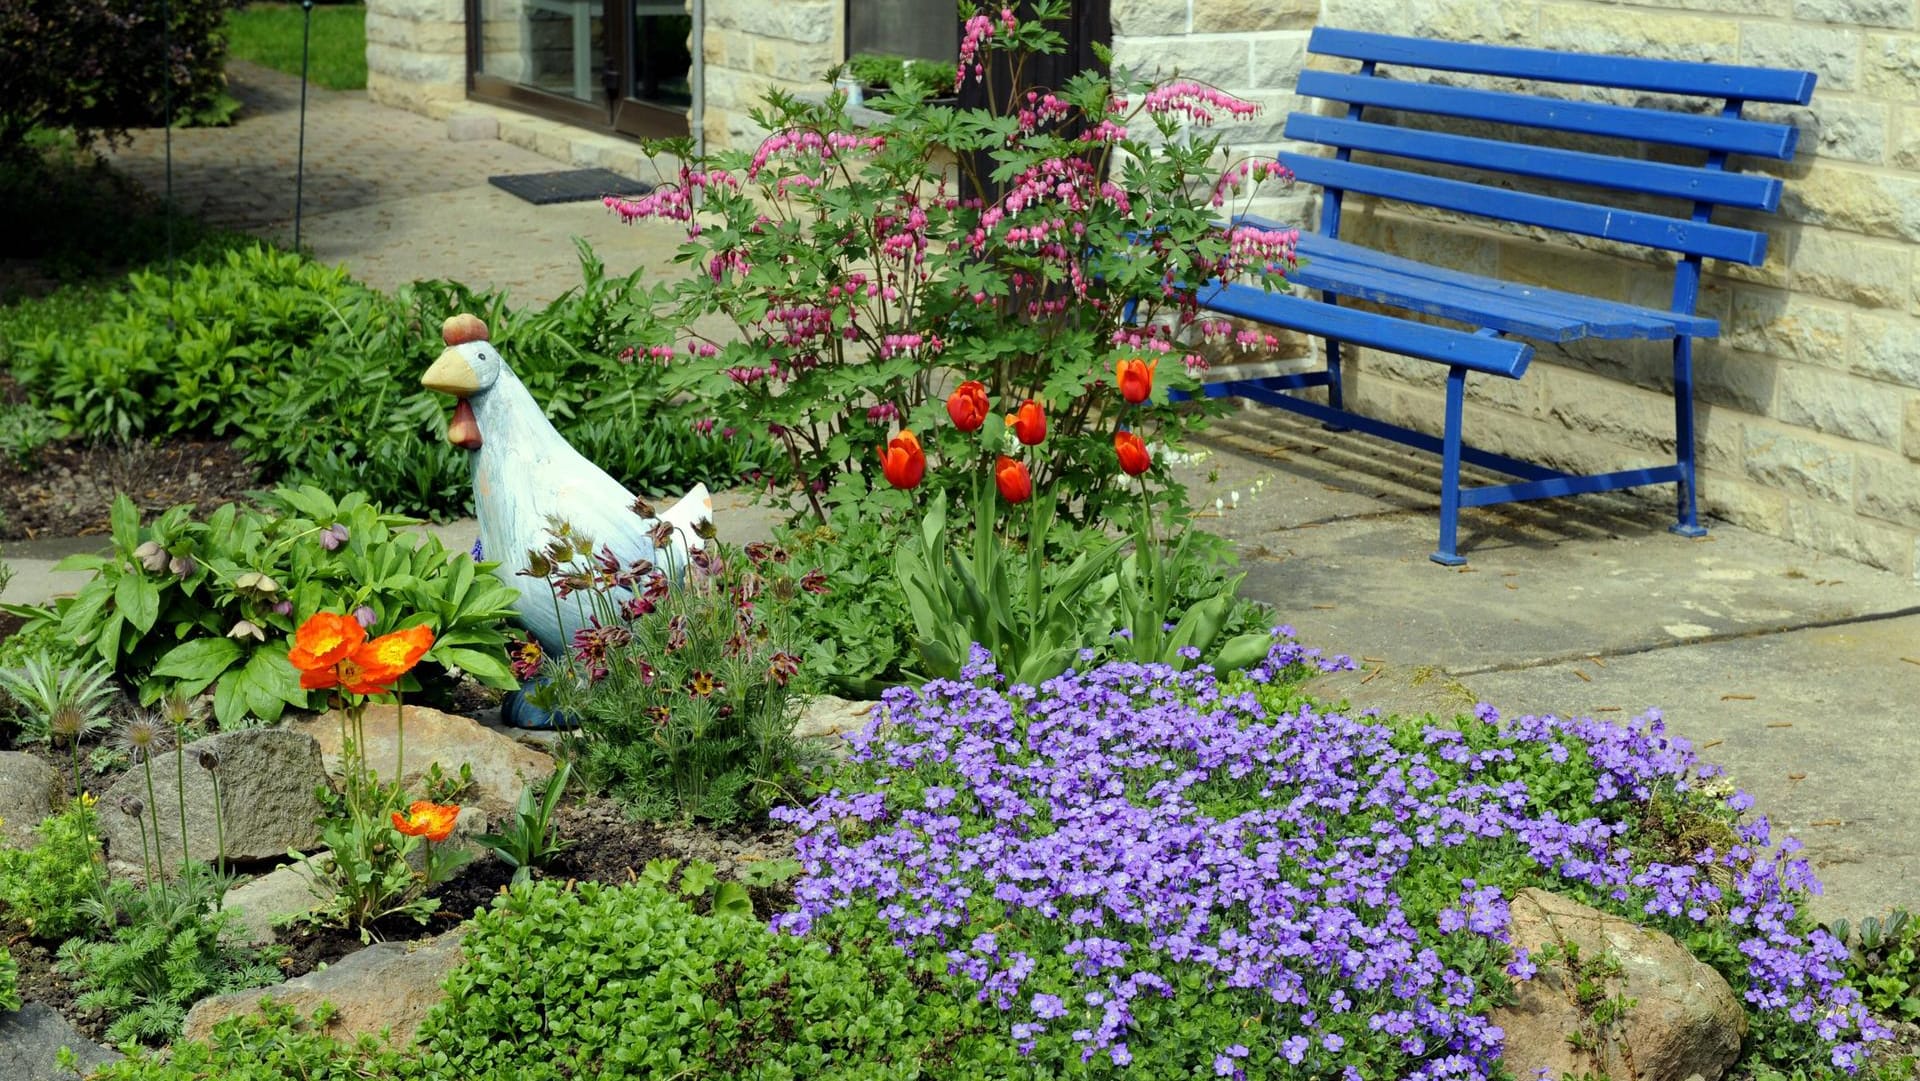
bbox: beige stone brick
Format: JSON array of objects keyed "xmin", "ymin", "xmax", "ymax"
[
  {"xmin": 1795, "ymin": 0, "xmax": 1915, "ymax": 29},
  {"xmin": 1700, "ymin": 473, "xmax": 1791, "ymax": 535},
  {"xmin": 1849, "ymin": 314, "xmax": 1920, "ymax": 388},
  {"xmin": 1749, "ymin": 98, "xmax": 1887, "ymax": 167},
  {"xmin": 1117, "ymin": 35, "xmax": 1254, "ymax": 87},
  {"xmin": 1542, "ymin": 369, "xmax": 1679, "ymax": 456},
  {"xmin": 1741, "ymin": 22, "xmax": 1861, "ymax": 92},
  {"xmin": 1857, "ymin": 452, "xmax": 1920, "ymax": 526},
  {"xmin": 1694, "ymin": 343, "xmax": 1780, "ymax": 415},
  {"xmin": 1787, "ymin": 498, "xmax": 1914, "ymax": 574},
  {"xmin": 1708, "ymin": 221, "xmax": 1791, "ymax": 288},
  {"xmin": 751, "ymin": 40, "xmax": 834, "ymax": 85},
  {"xmin": 1538, "ymin": 3, "xmax": 1740, "ymax": 62},
  {"xmin": 1905, "ymin": 398, "xmax": 1920, "ymax": 460},
  {"xmin": 1891, "ymin": 106, "xmax": 1920, "ymax": 170},
  {"xmin": 1863, "ymin": 33, "xmax": 1920, "ymax": 98},
  {"xmin": 1112, "ymin": 0, "xmax": 1188, "ymax": 36},
  {"xmin": 1743, "ymin": 422, "xmax": 1856, "ymax": 501},
  {"xmin": 1779, "ymin": 160, "xmax": 1920, "ymax": 242},
  {"xmin": 1728, "ymin": 289, "xmax": 1851, "ymax": 363},
  {"xmin": 1649, "ymin": 0, "xmax": 1790, "ymax": 13},
  {"xmin": 706, "ymin": 1, "xmax": 834, "ymax": 45},
  {"xmin": 1775, "ymin": 363, "xmax": 1907, "ymax": 446},
  {"xmin": 1195, "ymin": 0, "xmax": 1319, "ymax": 33},
  {"xmin": 1499, "ymin": 239, "xmax": 1629, "ymax": 299},
  {"xmin": 1322, "ymin": 0, "xmax": 1535, "ymax": 43},
  {"xmin": 1789, "ymin": 231, "xmax": 1911, "ymax": 308},
  {"xmin": 1251, "ymin": 34, "xmax": 1310, "ymax": 89}
]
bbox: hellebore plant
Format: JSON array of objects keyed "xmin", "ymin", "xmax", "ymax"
[
  {"xmin": 604, "ymin": 0, "xmax": 1298, "ymax": 526},
  {"xmin": 287, "ymin": 612, "xmax": 464, "ymax": 940}
]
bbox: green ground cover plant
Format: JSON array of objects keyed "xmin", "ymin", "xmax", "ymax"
[
  {"xmin": 0, "ymin": 796, "xmax": 107, "ymax": 940},
  {"xmin": 225, "ymin": 2, "xmax": 369, "ymax": 91}
]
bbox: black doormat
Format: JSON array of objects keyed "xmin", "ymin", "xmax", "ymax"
[{"xmin": 487, "ymin": 168, "xmax": 654, "ymax": 205}]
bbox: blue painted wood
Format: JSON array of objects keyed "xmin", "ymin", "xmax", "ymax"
[
  {"xmin": 1286, "ymin": 157, "xmax": 1770, "ymax": 264},
  {"xmin": 1296, "ymin": 71, "xmax": 1800, "ymax": 159},
  {"xmin": 1194, "ymin": 280, "xmax": 1535, "ymax": 377},
  {"xmin": 1285, "ymin": 233, "xmax": 1721, "ymax": 338},
  {"xmin": 1310, "ymin": 28, "xmax": 1817, "ymax": 104},
  {"xmin": 1285, "ymin": 114, "xmax": 1783, "ymax": 211}
]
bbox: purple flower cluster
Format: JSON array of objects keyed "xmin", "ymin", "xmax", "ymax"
[{"xmin": 772, "ymin": 633, "xmax": 1888, "ymax": 1076}]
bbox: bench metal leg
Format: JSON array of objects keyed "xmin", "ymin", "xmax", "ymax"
[
  {"xmin": 1669, "ymin": 335, "xmax": 1707, "ymax": 538},
  {"xmin": 1320, "ymin": 291, "xmax": 1351, "ymax": 432},
  {"xmin": 1432, "ymin": 365, "xmax": 1469, "ymax": 566}
]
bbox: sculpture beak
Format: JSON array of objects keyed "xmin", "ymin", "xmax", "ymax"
[{"xmin": 422, "ymin": 347, "xmax": 480, "ymax": 396}]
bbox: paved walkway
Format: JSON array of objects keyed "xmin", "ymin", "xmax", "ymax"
[{"xmin": 29, "ymin": 63, "xmax": 1920, "ymax": 922}]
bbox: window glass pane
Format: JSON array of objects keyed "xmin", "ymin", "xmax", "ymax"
[
  {"xmin": 477, "ymin": 0, "xmax": 607, "ymax": 103},
  {"xmin": 631, "ymin": 4, "xmax": 692, "ymax": 109},
  {"xmin": 847, "ymin": 0, "xmax": 956, "ymax": 62}
]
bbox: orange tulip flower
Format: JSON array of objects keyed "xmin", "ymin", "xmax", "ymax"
[
  {"xmin": 994, "ymin": 455, "xmax": 1033, "ymax": 504},
  {"xmin": 1114, "ymin": 430, "xmax": 1151, "ymax": 476},
  {"xmin": 947, "ymin": 380, "xmax": 990, "ymax": 433},
  {"xmin": 1116, "ymin": 357, "xmax": 1157, "ymax": 405},
  {"xmin": 1007, "ymin": 400, "xmax": 1047, "ymax": 445},
  {"xmin": 392, "ymin": 800, "xmax": 461, "ymax": 843},
  {"xmin": 878, "ymin": 430, "xmax": 927, "ymax": 490}
]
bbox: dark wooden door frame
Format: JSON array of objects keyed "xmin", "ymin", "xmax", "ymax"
[{"xmin": 463, "ymin": 0, "xmax": 690, "ymax": 139}]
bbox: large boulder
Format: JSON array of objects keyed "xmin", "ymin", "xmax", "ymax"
[
  {"xmin": 0, "ymin": 753, "xmax": 59, "ymax": 849},
  {"xmin": 222, "ymin": 858, "xmax": 331, "ymax": 946},
  {"xmin": 0, "ymin": 1003, "xmax": 121, "ymax": 1080},
  {"xmin": 1494, "ymin": 888, "xmax": 1747, "ymax": 1081},
  {"xmin": 290, "ymin": 705, "xmax": 554, "ymax": 819},
  {"xmin": 183, "ymin": 927, "xmax": 468, "ymax": 1046},
  {"xmin": 98, "ymin": 729, "xmax": 330, "ymax": 875}
]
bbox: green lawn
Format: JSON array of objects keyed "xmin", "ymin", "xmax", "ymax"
[{"xmin": 224, "ymin": 2, "xmax": 368, "ymax": 91}]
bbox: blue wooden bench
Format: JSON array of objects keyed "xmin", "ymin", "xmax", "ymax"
[{"xmin": 1182, "ymin": 28, "xmax": 1816, "ymax": 564}]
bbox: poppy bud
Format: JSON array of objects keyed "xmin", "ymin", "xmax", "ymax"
[
  {"xmin": 120, "ymin": 796, "xmax": 144, "ymax": 819},
  {"xmin": 994, "ymin": 456, "xmax": 1033, "ymax": 504},
  {"xmin": 946, "ymin": 380, "xmax": 990, "ymax": 433}
]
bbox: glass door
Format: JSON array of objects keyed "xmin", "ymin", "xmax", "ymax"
[{"xmin": 468, "ymin": 0, "xmax": 690, "ymax": 137}]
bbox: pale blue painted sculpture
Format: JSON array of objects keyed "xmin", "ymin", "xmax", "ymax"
[{"xmin": 421, "ymin": 314, "xmax": 712, "ymax": 722}]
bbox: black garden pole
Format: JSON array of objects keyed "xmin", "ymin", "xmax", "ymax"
[{"xmin": 294, "ymin": 0, "xmax": 315, "ymax": 250}]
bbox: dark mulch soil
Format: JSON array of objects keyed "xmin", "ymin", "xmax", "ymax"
[
  {"xmin": 8, "ymin": 937, "xmax": 80, "ymax": 1024},
  {"xmin": 0, "ymin": 437, "xmax": 264, "ymax": 542}
]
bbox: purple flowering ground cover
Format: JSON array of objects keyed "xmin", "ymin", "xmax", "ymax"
[{"xmin": 773, "ymin": 632, "xmax": 1895, "ymax": 1080}]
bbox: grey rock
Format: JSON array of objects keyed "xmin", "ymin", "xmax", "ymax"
[
  {"xmin": 99, "ymin": 729, "xmax": 329, "ymax": 875},
  {"xmin": 0, "ymin": 753, "xmax": 59, "ymax": 849},
  {"xmin": 792, "ymin": 695, "xmax": 881, "ymax": 741},
  {"xmin": 223, "ymin": 858, "xmax": 330, "ymax": 946},
  {"xmin": 289, "ymin": 705, "xmax": 553, "ymax": 820},
  {"xmin": 0, "ymin": 1003, "xmax": 121, "ymax": 1081},
  {"xmin": 1494, "ymin": 888, "xmax": 1747, "ymax": 1081},
  {"xmin": 184, "ymin": 927, "xmax": 469, "ymax": 1046}
]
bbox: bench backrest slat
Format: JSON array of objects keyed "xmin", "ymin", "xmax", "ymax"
[
  {"xmin": 1286, "ymin": 114, "xmax": 1783, "ymax": 211},
  {"xmin": 1288, "ymin": 157, "xmax": 1769, "ymax": 264},
  {"xmin": 1310, "ymin": 27, "xmax": 1817, "ymax": 105},
  {"xmin": 1297, "ymin": 70, "xmax": 1801, "ymax": 159}
]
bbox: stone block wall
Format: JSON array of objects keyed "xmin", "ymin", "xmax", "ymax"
[
  {"xmin": 701, "ymin": 0, "xmax": 841, "ymax": 150},
  {"xmin": 1122, "ymin": 0, "xmax": 1920, "ymax": 578},
  {"xmin": 366, "ymin": 0, "xmax": 469, "ymax": 113}
]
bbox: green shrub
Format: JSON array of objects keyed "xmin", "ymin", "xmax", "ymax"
[
  {"xmin": 0, "ymin": 943, "xmax": 18, "ymax": 1013},
  {"xmin": 411, "ymin": 877, "xmax": 1027, "ymax": 1081},
  {"xmin": 8, "ymin": 488, "xmax": 521, "ymax": 729},
  {"xmin": 0, "ymin": 0, "xmax": 243, "ymax": 161},
  {"xmin": 91, "ymin": 1002, "xmax": 409, "ymax": 1081},
  {"xmin": 0, "ymin": 796, "xmax": 106, "ymax": 940}
]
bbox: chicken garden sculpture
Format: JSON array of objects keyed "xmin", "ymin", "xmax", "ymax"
[{"xmin": 421, "ymin": 313, "xmax": 713, "ymax": 725}]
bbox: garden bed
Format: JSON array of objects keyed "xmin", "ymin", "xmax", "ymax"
[{"xmin": 0, "ymin": 437, "xmax": 261, "ymax": 542}]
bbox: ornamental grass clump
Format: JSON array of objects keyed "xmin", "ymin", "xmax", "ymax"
[{"xmin": 774, "ymin": 639, "xmax": 1888, "ymax": 1079}]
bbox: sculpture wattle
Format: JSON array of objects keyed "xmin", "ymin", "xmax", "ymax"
[{"xmin": 448, "ymin": 400, "xmax": 482, "ymax": 449}]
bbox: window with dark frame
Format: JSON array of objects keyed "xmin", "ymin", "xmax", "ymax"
[{"xmin": 846, "ymin": 0, "xmax": 960, "ymax": 63}]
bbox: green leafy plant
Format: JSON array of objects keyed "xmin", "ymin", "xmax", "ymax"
[
  {"xmin": 0, "ymin": 401, "xmax": 58, "ymax": 468},
  {"xmin": 0, "ymin": 649, "xmax": 117, "ymax": 747},
  {"xmin": 846, "ymin": 52, "xmax": 957, "ymax": 98},
  {"xmin": 0, "ymin": 795, "xmax": 106, "ymax": 939},
  {"xmin": 475, "ymin": 761, "xmax": 573, "ymax": 885},
  {"xmin": 535, "ymin": 533, "xmax": 821, "ymax": 824},
  {"xmin": 1827, "ymin": 910, "xmax": 1920, "ymax": 1023},
  {"xmin": 58, "ymin": 861, "xmax": 282, "ymax": 1046},
  {"xmin": 89, "ymin": 1002, "xmax": 411, "ymax": 1081},
  {"xmin": 762, "ymin": 509, "xmax": 915, "ymax": 697},
  {"xmin": 641, "ymin": 856, "xmax": 753, "ymax": 920},
  {"xmin": 0, "ymin": 943, "xmax": 19, "ymax": 1013},
  {"xmin": 5, "ymin": 488, "xmax": 521, "ymax": 729}
]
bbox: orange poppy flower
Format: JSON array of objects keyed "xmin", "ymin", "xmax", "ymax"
[
  {"xmin": 357, "ymin": 624, "xmax": 436, "ymax": 684},
  {"xmin": 947, "ymin": 380, "xmax": 990, "ymax": 432},
  {"xmin": 878, "ymin": 430, "xmax": 926, "ymax": 490},
  {"xmin": 994, "ymin": 455, "xmax": 1033, "ymax": 504},
  {"xmin": 392, "ymin": 800, "xmax": 460, "ymax": 843},
  {"xmin": 1116, "ymin": 357, "xmax": 1157, "ymax": 405},
  {"xmin": 1007, "ymin": 400, "xmax": 1047, "ymax": 445},
  {"xmin": 289, "ymin": 615, "xmax": 435, "ymax": 695},
  {"xmin": 290, "ymin": 612, "xmax": 365, "ymax": 673},
  {"xmin": 1114, "ymin": 430, "xmax": 1151, "ymax": 476}
]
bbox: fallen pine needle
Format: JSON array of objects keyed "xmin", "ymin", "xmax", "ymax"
[
  {"xmin": 1595, "ymin": 706, "xmax": 1622, "ymax": 712},
  {"xmin": 1810, "ymin": 819, "xmax": 1844, "ymax": 828},
  {"xmin": 1312, "ymin": 604, "xmax": 1336, "ymax": 610},
  {"xmin": 1700, "ymin": 739, "xmax": 1723, "ymax": 750},
  {"xmin": 1504, "ymin": 582, "xmax": 1517, "ymax": 590},
  {"xmin": 1573, "ymin": 670, "xmax": 1592, "ymax": 682},
  {"xmin": 1720, "ymin": 693, "xmax": 1756, "ymax": 701},
  {"xmin": 1766, "ymin": 722, "xmax": 1793, "ymax": 728},
  {"xmin": 1588, "ymin": 656, "xmax": 1606, "ymax": 667},
  {"xmin": 1362, "ymin": 656, "xmax": 1384, "ymax": 663},
  {"xmin": 1902, "ymin": 657, "xmax": 1920, "ymax": 667},
  {"xmin": 1359, "ymin": 667, "xmax": 1383, "ymax": 685},
  {"xmin": 1788, "ymin": 772, "xmax": 1807, "ymax": 781}
]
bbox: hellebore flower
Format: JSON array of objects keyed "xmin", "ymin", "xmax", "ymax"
[
  {"xmin": 879, "ymin": 430, "xmax": 927, "ymax": 490},
  {"xmin": 1114, "ymin": 430, "xmax": 1151, "ymax": 476},
  {"xmin": 133, "ymin": 541, "xmax": 170, "ymax": 574},
  {"xmin": 995, "ymin": 456, "xmax": 1033, "ymax": 504},
  {"xmin": 947, "ymin": 380, "xmax": 990, "ymax": 432},
  {"xmin": 1116, "ymin": 357, "xmax": 1157, "ymax": 404},
  {"xmin": 392, "ymin": 801, "xmax": 460, "ymax": 842},
  {"xmin": 353, "ymin": 605, "xmax": 378, "ymax": 629},
  {"xmin": 1007, "ymin": 400, "xmax": 1047, "ymax": 445},
  {"xmin": 227, "ymin": 619, "xmax": 267, "ymax": 643}
]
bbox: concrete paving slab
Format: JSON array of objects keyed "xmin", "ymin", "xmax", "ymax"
[{"xmin": 1463, "ymin": 614, "xmax": 1920, "ymax": 924}]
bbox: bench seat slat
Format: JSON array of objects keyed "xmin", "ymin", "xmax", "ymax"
[
  {"xmin": 1291, "ymin": 233, "xmax": 1721, "ymax": 339},
  {"xmin": 1194, "ymin": 280, "xmax": 1535, "ymax": 378},
  {"xmin": 1287, "ymin": 156, "xmax": 1769, "ymax": 264},
  {"xmin": 1310, "ymin": 28, "xmax": 1817, "ymax": 105},
  {"xmin": 1285, "ymin": 114, "xmax": 1783, "ymax": 211},
  {"xmin": 1297, "ymin": 70, "xmax": 1800, "ymax": 159}
]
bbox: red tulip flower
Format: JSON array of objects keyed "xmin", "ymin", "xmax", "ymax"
[
  {"xmin": 1116, "ymin": 357, "xmax": 1157, "ymax": 404},
  {"xmin": 878, "ymin": 430, "xmax": 926, "ymax": 489},
  {"xmin": 1114, "ymin": 430, "xmax": 1151, "ymax": 476},
  {"xmin": 1007, "ymin": 400, "xmax": 1047, "ymax": 445},
  {"xmin": 947, "ymin": 380, "xmax": 990, "ymax": 432},
  {"xmin": 994, "ymin": 456, "xmax": 1033, "ymax": 504}
]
